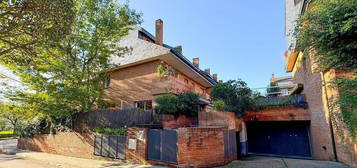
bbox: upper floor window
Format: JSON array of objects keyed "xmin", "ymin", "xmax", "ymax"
[
  {"xmin": 103, "ymin": 76, "xmax": 110, "ymax": 88},
  {"xmin": 134, "ymin": 100, "xmax": 152, "ymax": 110},
  {"xmin": 184, "ymin": 78, "xmax": 189, "ymax": 84}
]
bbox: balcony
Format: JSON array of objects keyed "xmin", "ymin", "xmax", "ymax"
[
  {"xmin": 255, "ymin": 94, "xmax": 307, "ymax": 108},
  {"xmin": 152, "ymin": 77, "xmax": 210, "ymax": 99}
]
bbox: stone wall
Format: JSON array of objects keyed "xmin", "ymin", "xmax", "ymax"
[
  {"xmin": 244, "ymin": 105, "xmax": 310, "ymax": 121},
  {"xmin": 161, "ymin": 114, "xmax": 197, "ymax": 129},
  {"xmin": 17, "ymin": 132, "xmax": 94, "ymax": 159}
]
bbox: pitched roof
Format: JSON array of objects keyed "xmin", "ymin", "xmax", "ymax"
[{"xmin": 109, "ymin": 26, "xmax": 217, "ymax": 86}]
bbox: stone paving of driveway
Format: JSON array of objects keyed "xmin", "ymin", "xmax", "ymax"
[{"xmin": 219, "ymin": 156, "xmax": 351, "ymax": 168}]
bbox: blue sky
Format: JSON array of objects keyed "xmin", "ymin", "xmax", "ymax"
[{"xmin": 127, "ymin": 0, "xmax": 290, "ymax": 89}]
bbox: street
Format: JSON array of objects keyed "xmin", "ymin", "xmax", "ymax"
[{"xmin": 0, "ymin": 154, "xmax": 59, "ymax": 168}]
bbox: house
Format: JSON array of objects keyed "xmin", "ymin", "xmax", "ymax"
[
  {"xmin": 284, "ymin": 0, "xmax": 356, "ymax": 167},
  {"xmin": 269, "ymin": 74, "xmax": 295, "ymax": 96},
  {"xmin": 102, "ymin": 19, "xmax": 217, "ymax": 111}
]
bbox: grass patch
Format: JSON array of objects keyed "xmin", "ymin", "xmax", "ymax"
[{"xmin": 0, "ymin": 130, "xmax": 16, "ymax": 140}]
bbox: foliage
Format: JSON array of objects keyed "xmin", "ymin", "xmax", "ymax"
[
  {"xmin": 157, "ymin": 63, "xmax": 175, "ymax": 78},
  {"xmin": 0, "ymin": 0, "xmax": 75, "ymax": 58},
  {"xmin": 210, "ymin": 79, "xmax": 255, "ymax": 116},
  {"xmin": 0, "ymin": 0, "xmax": 142, "ymax": 132},
  {"xmin": 334, "ymin": 77, "xmax": 357, "ymax": 137},
  {"xmin": 155, "ymin": 94, "xmax": 178, "ymax": 116},
  {"xmin": 266, "ymin": 82, "xmax": 279, "ymax": 97},
  {"xmin": 255, "ymin": 94, "xmax": 307, "ymax": 108},
  {"xmin": 155, "ymin": 92, "xmax": 200, "ymax": 117},
  {"xmin": 0, "ymin": 103, "xmax": 37, "ymax": 135},
  {"xmin": 296, "ymin": 0, "xmax": 357, "ymax": 71},
  {"xmin": 213, "ymin": 100, "xmax": 225, "ymax": 111},
  {"xmin": 177, "ymin": 92, "xmax": 200, "ymax": 117},
  {"xmin": 0, "ymin": 118, "xmax": 7, "ymax": 131},
  {"xmin": 97, "ymin": 100, "xmax": 119, "ymax": 109},
  {"xmin": 94, "ymin": 127, "xmax": 127, "ymax": 135}
]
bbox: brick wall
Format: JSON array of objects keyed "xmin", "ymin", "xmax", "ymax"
[
  {"xmin": 17, "ymin": 132, "xmax": 95, "ymax": 159},
  {"xmin": 199, "ymin": 111, "xmax": 242, "ymax": 131},
  {"xmin": 177, "ymin": 127, "xmax": 232, "ymax": 167},
  {"xmin": 292, "ymin": 56, "xmax": 336, "ymax": 161},
  {"xmin": 244, "ymin": 105, "xmax": 310, "ymax": 121},
  {"xmin": 161, "ymin": 114, "xmax": 196, "ymax": 129},
  {"xmin": 125, "ymin": 127, "xmax": 148, "ymax": 164},
  {"xmin": 323, "ymin": 69, "xmax": 357, "ymax": 167},
  {"xmin": 103, "ymin": 60, "xmax": 160, "ymax": 108}
]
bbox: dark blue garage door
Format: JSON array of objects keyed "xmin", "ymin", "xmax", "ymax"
[{"xmin": 247, "ymin": 121, "xmax": 311, "ymax": 158}]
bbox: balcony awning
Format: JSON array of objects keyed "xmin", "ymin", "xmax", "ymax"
[
  {"xmin": 198, "ymin": 97, "xmax": 211, "ymax": 105},
  {"xmin": 286, "ymin": 51, "xmax": 299, "ymax": 72}
]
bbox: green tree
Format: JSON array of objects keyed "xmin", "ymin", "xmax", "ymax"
[
  {"xmin": 0, "ymin": 0, "xmax": 141, "ymax": 130},
  {"xmin": 0, "ymin": 103, "xmax": 36, "ymax": 135},
  {"xmin": 155, "ymin": 92, "xmax": 200, "ymax": 118},
  {"xmin": 296, "ymin": 0, "xmax": 357, "ymax": 71},
  {"xmin": 0, "ymin": 0, "xmax": 75, "ymax": 58},
  {"xmin": 210, "ymin": 79, "xmax": 255, "ymax": 116}
]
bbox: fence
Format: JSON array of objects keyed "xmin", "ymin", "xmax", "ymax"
[
  {"xmin": 75, "ymin": 108, "xmax": 156, "ymax": 130},
  {"xmin": 255, "ymin": 94, "xmax": 307, "ymax": 107},
  {"xmin": 224, "ymin": 129, "xmax": 237, "ymax": 160},
  {"xmin": 94, "ymin": 134, "xmax": 126, "ymax": 159}
]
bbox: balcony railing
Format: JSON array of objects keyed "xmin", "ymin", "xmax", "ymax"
[
  {"xmin": 255, "ymin": 94, "xmax": 307, "ymax": 108},
  {"xmin": 152, "ymin": 77, "xmax": 210, "ymax": 99}
]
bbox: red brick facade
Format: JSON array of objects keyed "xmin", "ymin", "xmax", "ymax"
[
  {"xmin": 244, "ymin": 105, "xmax": 310, "ymax": 121},
  {"xmin": 17, "ymin": 132, "xmax": 95, "ymax": 159}
]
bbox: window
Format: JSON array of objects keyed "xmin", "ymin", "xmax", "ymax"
[
  {"xmin": 184, "ymin": 78, "xmax": 189, "ymax": 84},
  {"xmin": 200, "ymin": 87, "xmax": 205, "ymax": 94},
  {"xmin": 103, "ymin": 76, "xmax": 110, "ymax": 88},
  {"xmin": 134, "ymin": 100, "xmax": 152, "ymax": 110}
]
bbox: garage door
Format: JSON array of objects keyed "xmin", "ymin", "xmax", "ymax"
[{"xmin": 247, "ymin": 121, "xmax": 311, "ymax": 158}]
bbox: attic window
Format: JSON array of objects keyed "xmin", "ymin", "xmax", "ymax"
[{"xmin": 103, "ymin": 76, "xmax": 110, "ymax": 89}]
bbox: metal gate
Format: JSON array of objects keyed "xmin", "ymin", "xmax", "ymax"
[
  {"xmin": 224, "ymin": 129, "xmax": 238, "ymax": 160},
  {"xmin": 94, "ymin": 135, "xmax": 126, "ymax": 159},
  {"xmin": 148, "ymin": 129, "xmax": 178, "ymax": 163}
]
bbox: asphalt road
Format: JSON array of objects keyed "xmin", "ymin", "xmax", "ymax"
[{"xmin": 0, "ymin": 154, "xmax": 60, "ymax": 168}]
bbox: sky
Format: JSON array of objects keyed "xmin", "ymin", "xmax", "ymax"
[{"xmin": 127, "ymin": 0, "xmax": 291, "ymax": 89}]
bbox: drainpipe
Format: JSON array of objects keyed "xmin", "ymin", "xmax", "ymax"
[{"xmin": 321, "ymin": 72, "xmax": 338, "ymax": 161}]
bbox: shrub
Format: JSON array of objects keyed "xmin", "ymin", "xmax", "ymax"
[
  {"xmin": 213, "ymin": 100, "xmax": 225, "ymax": 111},
  {"xmin": 155, "ymin": 92, "xmax": 200, "ymax": 117},
  {"xmin": 94, "ymin": 127, "xmax": 127, "ymax": 136}
]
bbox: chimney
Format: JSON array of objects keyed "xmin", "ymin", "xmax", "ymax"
[
  {"xmin": 271, "ymin": 73, "xmax": 275, "ymax": 82},
  {"xmin": 193, "ymin": 57, "xmax": 199, "ymax": 68},
  {"xmin": 213, "ymin": 74, "xmax": 218, "ymax": 81},
  {"xmin": 174, "ymin": 45, "xmax": 182, "ymax": 55},
  {"xmin": 155, "ymin": 19, "xmax": 163, "ymax": 46},
  {"xmin": 204, "ymin": 68, "xmax": 210, "ymax": 75}
]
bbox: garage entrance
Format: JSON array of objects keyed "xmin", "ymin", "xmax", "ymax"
[{"xmin": 247, "ymin": 121, "xmax": 311, "ymax": 158}]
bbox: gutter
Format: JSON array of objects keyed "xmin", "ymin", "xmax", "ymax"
[
  {"xmin": 321, "ymin": 72, "xmax": 338, "ymax": 161},
  {"xmin": 170, "ymin": 49, "xmax": 217, "ymax": 86}
]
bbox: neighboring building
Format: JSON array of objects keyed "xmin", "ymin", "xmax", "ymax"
[
  {"xmin": 102, "ymin": 19, "xmax": 217, "ymax": 111},
  {"xmin": 269, "ymin": 74, "xmax": 295, "ymax": 96},
  {"xmin": 284, "ymin": 0, "xmax": 356, "ymax": 167}
]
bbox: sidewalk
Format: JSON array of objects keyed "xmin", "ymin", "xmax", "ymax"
[
  {"xmin": 0, "ymin": 139, "xmax": 164, "ymax": 168},
  {"xmin": 16, "ymin": 151, "xmax": 163, "ymax": 168}
]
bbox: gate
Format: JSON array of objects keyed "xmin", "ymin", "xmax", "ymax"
[
  {"xmin": 94, "ymin": 135, "xmax": 126, "ymax": 159},
  {"xmin": 148, "ymin": 129, "xmax": 178, "ymax": 163},
  {"xmin": 224, "ymin": 129, "xmax": 237, "ymax": 160}
]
